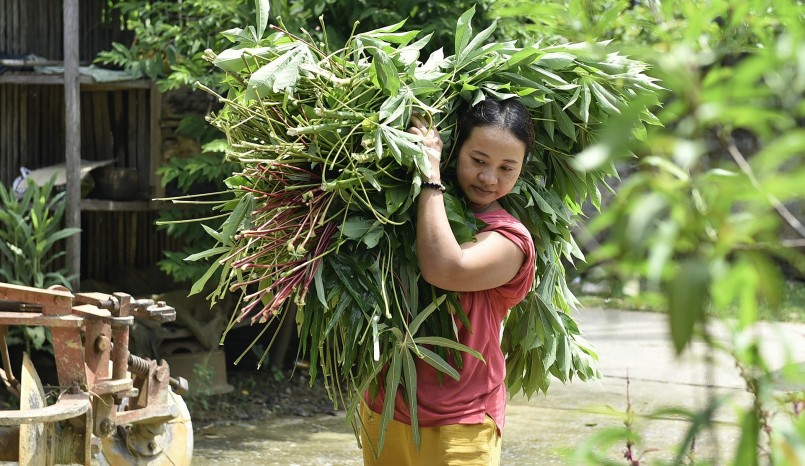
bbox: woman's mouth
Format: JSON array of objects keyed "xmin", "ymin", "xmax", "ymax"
[{"xmin": 472, "ymin": 185, "xmax": 493, "ymax": 195}]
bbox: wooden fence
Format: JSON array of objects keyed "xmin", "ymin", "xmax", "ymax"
[
  {"xmin": 0, "ymin": 82, "xmax": 178, "ymax": 282},
  {"xmin": 0, "ymin": 0, "xmax": 182, "ymax": 285},
  {"xmin": 0, "ymin": 0, "xmax": 130, "ymax": 61},
  {"xmin": 0, "ymin": 84, "xmax": 152, "ymax": 190}
]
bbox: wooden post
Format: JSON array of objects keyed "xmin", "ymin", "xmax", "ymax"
[
  {"xmin": 149, "ymin": 82, "xmax": 164, "ymax": 199},
  {"xmin": 64, "ymin": 0, "xmax": 81, "ymax": 290}
]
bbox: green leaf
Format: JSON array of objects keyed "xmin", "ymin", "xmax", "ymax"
[
  {"xmin": 378, "ymin": 349, "xmax": 402, "ymax": 452},
  {"xmin": 370, "ymin": 29, "xmax": 420, "ymax": 45},
  {"xmin": 372, "ymin": 49, "xmax": 401, "ymax": 96},
  {"xmin": 189, "ymin": 260, "xmax": 221, "ymax": 296},
  {"xmin": 185, "ymin": 246, "xmax": 231, "ymax": 262},
  {"xmin": 378, "ymin": 91, "xmax": 408, "ymax": 125},
  {"xmin": 668, "ymin": 260, "xmax": 710, "ymax": 354},
  {"xmin": 329, "ymin": 256, "xmax": 374, "ymax": 314},
  {"xmin": 454, "ymin": 7, "xmax": 475, "ymax": 63},
  {"xmin": 588, "ymin": 80, "xmax": 621, "ymax": 114},
  {"xmin": 579, "ymin": 82, "xmax": 592, "ymax": 124},
  {"xmin": 384, "ymin": 185, "xmax": 408, "ymax": 216},
  {"xmin": 398, "ymin": 34, "xmax": 432, "ymax": 66},
  {"xmin": 313, "ymin": 265, "xmax": 327, "ymax": 308},
  {"xmin": 323, "ymin": 289, "xmax": 352, "ymax": 335},
  {"xmin": 535, "ymin": 52, "xmax": 575, "ymax": 70},
  {"xmin": 221, "ymin": 27, "xmax": 245, "ymax": 43},
  {"xmin": 552, "ymin": 101, "xmax": 576, "ymax": 140},
  {"xmin": 533, "ymin": 191, "xmax": 557, "ymax": 222},
  {"xmin": 408, "ymin": 295, "xmax": 446, "ymax": 336},
  {"xmin": 214, "ymin": 47, "xmax": 273, "ymax": 73},
  {"xmin": 530, "ymin": 66, "xmax": 570, "ymax": 87},
  {"xmin": 416, "ymin": 345, "xmax": 460, "ymax": 381},
  {"xmin": 572, "ymin": 144, "xmax": 609, "ymax": 172},
  {"xmin": 401, "ymin": 349, "xmax": 420, "ymax": 446},
  {"xmin": 414, "ymin": 336, "xmax": 484, "ymax": 363},
  {"xmin": 219, "ymin": 194, "xmax": 253, "ymax": 245},
  {"xmin": 443, "ymin": 194, "xmax": 479, "ymax": 244},
  {"xmin": 245, "ymin": 44, "xmax": 313, "ymax": 99},
  {"xmin": 543, "ymin": 100, "xmax": 555, "ymax": 140},
  {"xmin": 340, "ymin": 218, "xmax": 373, "ymax": 239},
  {"xmin": 361, "ymin": 18, "xmax": 407, "ymax": 35},
  {"xmin": 457, "ymin": 20, "xmax": 497, "ymax": 67},
  {"xmin": 201, "ymin": 138, "xmax": 229, "ymax": 153},
  {"xmin": 41, "ymin": 228, "xmax": 81, "ymax": 248},
  {"xmin": 255, "ymin": 0, "xmax": 270, "ymax": 40},
  {"xmin": 356, "ymin": 168, "xmax": 382, "ymax": 191},
  {"xmin": 201, "ymin": 224, "xmax": 225, "ymax": 243},
  {"xmin": 505, "ymin": 46, "xmax": 541, "ymax": 68},
  {"xmin": 380, "ymin": 126, "xmax": 419, "ymax": 167},
  {"xmin": 362, "ymin": 225, "xmax": 384, "ymax": 249},
  {"xmin": 734, "ymin": 410, "xmax": 760, "ymax": 466}
]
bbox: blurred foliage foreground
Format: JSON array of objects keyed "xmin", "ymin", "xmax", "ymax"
[{"xmin": 522, "ymin": 1, "xmax": 805, "ymax": 465}]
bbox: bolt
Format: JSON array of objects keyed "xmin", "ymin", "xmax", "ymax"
[
  {"xmin": 99, "ymin": 419, "xmax": 115, "ymax": 436},
  {"xmin": 157, "ymin": 301, "xmax": 166, "ymax": 307},
  {"xmin": 95, "ymin": 335, "xmax": 111, "ymax": 353},
  {"xmin": 148, "ymin": 441, "xmax": 158, "ymax": 452},
  {"xmin": 155, "ymin": 366, "xmax": 168, "ymax": 383}
]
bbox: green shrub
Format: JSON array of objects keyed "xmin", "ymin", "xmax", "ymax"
[{"xmin": 0, "ymin": 177, "xmax": 80, "ymax": 289}]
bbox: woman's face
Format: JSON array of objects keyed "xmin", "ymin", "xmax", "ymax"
[{"xmin": 456, "ymin": 125, "xmax": 527, "ymax": 212}]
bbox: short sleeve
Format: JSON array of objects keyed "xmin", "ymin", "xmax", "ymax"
[{"xmin": 479, "ymin": 212, "xmax": 536, "ymax": 308}]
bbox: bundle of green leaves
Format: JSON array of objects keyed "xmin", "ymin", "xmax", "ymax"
[{"xmin": 189, "ymin": 5, "xmax": 660, "ymax": 444}]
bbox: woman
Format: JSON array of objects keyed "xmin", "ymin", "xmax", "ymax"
[{"xmin": 361, "ymin": 99, "xmax": 537, "ymax": 465}]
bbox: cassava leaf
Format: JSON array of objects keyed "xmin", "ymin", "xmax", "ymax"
[
  {"xmin": 454, "ymin": 6, "xmax": 475, "ymax": 62},
  {"xmin": 372, "ymin": 49, "xmax": 401, "ymax": 96},
  {"xmin": 254, "ymin": 0, "xmax": 269, "ymax": 40},
  {"xmin": 416, "ymin": 345, "xmax": 460, "ymax": 381},
  {"xmin": 414, "ymin": 336, "xmax": 484, "ymax": 363}
]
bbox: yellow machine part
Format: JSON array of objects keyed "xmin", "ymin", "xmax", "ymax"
[{"xmin": 94, "ymin": 389, "xmax": 193, "ymax": 466}]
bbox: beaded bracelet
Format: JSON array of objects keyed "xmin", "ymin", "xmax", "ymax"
[{"xmin": 421, "ymin": 181, "xmax": 446, "ymax": 193}]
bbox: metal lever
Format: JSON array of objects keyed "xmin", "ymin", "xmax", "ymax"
[
  {"xmin": 131, "ymin": 299, "xmax": 176, "ymax": 323},
  {"xmin": 73, "ymin": 293, "xmax": 176, "ymax": 323}
]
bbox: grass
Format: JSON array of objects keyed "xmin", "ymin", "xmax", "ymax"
[{"xmin": 576, "ymin": 280, "xmax": 805, "ymax": 324}]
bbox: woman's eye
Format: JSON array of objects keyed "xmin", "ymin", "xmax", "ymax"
[
  {"xmin": 473, "ymin": 158, "xmax": 485, "ymax": 165},
  {"xmin": 501, "ymin": 166, "xmax": 514, "ymax": 172}
]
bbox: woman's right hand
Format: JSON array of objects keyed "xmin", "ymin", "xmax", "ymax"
[{"xmin": 408, "ymin": 114, "xmax": 443, "ymax": 182}]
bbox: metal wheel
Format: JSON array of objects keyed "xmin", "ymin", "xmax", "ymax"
[{"xmin": 18, "ymin": 352, "xmax": 53, "ymax": 465}]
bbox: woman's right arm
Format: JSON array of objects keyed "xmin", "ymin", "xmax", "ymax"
[{"xmin": 410, "ymin": 117, "xmax": 525, "ymax": 292}]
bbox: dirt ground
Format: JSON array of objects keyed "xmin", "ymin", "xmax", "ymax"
[{"xmin": 186, "ymin": 367, "xmax": 340, "ymax": 430}]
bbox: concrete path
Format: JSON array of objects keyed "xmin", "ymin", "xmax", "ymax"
[
  {"xmin": 193, "ymin": 308, "xmax": 805, "ymax": 465},
  {"xmin": 504, "ymin": 308, "xmax": 804, "ymax": 464}
]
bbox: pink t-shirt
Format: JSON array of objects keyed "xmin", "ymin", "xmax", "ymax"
[{"xmin": 367, "ymin": 209, "xmax": 536, "ymax": 435}]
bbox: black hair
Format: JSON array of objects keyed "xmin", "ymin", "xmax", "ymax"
[{"xmin": 452, "ymin": 99, "xmax": 535, "ymax": 165}]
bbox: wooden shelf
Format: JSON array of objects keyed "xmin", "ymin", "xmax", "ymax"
[
  {"xmin": 80, "ymin": 199, "xmax": 168, "ymax": 212},
  {"xmin": 0, "ymin": 72, "xmax": 151, "ymax": 90}
]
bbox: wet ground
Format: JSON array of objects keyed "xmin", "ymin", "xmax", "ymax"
[{"xmin": 190, "ymin": 308, "xmax": 805, "ymax": 465}]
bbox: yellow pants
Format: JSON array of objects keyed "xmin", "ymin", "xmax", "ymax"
[{"xmin": 360, "ymin": 406, "xmax": 501, "ymax": 466}]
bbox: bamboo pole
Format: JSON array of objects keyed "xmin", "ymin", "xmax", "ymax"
[{"xmin": 64, "ymin": 0, "xmax": 81, "ymax": 291}]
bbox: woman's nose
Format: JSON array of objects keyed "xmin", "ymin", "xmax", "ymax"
[{"xmin": 479, "ymin": 170, "xmax": 496, "ymax": 184}]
